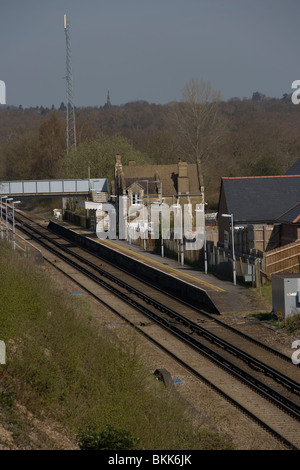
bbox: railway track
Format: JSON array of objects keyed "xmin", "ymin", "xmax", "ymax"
[{"xmin": 5, "ymin": 208, "xmax": 300, "ymax": 449}]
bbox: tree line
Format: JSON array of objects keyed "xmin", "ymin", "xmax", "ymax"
[{"xmin": 0, "ymin": 80, "xmax": 299, "ymax": 208}]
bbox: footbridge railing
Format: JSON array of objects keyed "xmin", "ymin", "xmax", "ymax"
[{"xmin": 0, "ymin": 178, "xmax": 107, "ymax": 197}]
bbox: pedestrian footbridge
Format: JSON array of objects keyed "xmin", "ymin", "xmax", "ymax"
[{"xmin": 0, "ymin": 178, "xmax": 108, "ymax": 198}]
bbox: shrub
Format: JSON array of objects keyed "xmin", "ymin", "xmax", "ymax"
[
  {"xmin": 77, "ymin": 424, "xmax": 139, "ymax": 450},
  {"xmin": 284, "ymin": 313, "xmax": 300, "ymax": 334},
  {"xmin": 0, "ymin": 386, "xmax": 15, "ymax": 408}
]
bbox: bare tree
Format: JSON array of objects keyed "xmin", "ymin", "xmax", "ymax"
[{"xmin": 170, "ymin": 79, "xmax": 227, "ymax": 200}]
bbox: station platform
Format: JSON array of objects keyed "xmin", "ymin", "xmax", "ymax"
[
  {"xmin": 49, "ymin": 220, "xmax": 269, "ymax": 316},
  {"xmin": 4, "ymin": 227, "xmax": 44, "ymax": 265}
]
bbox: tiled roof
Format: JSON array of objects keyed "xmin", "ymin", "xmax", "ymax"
[{"xmin": 220, "ymin": 175, "xmax": 300, "ymax": 223}]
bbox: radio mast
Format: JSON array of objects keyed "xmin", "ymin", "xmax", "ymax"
[{"xmin": 64, "ymin": 14, "xmax": 76, "ymax": 153}]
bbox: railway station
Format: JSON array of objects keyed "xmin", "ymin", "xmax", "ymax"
[
  {"xmin": 1, "ymin": 190, "xmax": 300, "ymax": 450},
  {"xmin": 0, "ymin": 191, "xmax": 291, "ymax": 318},
  {"xmin": 0, "ymin": 161, "xmax": 300, "ymax": 452},
  {"xmin": 47, "ymin": 218, "xmax": 268, "ymax": 317}
]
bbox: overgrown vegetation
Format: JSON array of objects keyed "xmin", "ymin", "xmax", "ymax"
[
  {"xmin": 256, "ymin": 281, "xmax": 273, "ymax": 309},
  {"xmin": 283, "ymin": 314, "xmax": 300, "ymax": 335},
  {"xmin": 0, "ymin": 244, "xmax": 232, "ymax": 450},
  {"xmin": 77, "ymin": 424, "xmax": 139, "ymax": 450}
]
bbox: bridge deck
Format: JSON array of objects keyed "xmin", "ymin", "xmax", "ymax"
[{"xmin": 0, "ymin": 178, "xmax": 107, "ymax": 197}]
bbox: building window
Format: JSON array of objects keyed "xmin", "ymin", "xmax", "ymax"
[{"xmin": 132, "ymin": 193, "xmax": 141, "ymax": 205}]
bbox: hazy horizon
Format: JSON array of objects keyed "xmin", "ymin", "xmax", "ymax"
[{"xmin": 1, "ymin": 0, "xmax": 299, "ymax": 108}]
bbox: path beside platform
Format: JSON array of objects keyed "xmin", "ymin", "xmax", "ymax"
[{"xmin": 99, "ymin": 238, "xmax": 269, "ymax": 315}]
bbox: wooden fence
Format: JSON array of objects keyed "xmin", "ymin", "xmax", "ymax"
[
  {"xmin": 262, "ymin": 239, "xmax": 300, "ymax": 279},
  {"xmin": 234, "ymin": 224, "xmax": 280, "ymax": 253}
]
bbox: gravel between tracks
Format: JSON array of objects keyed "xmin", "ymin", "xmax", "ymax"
[
  {"xmin": 41, "ymin": 259, "xmax": 295, "ymax": 451},
  {"xmin": 5, "ymin": 211, "xmax": 299, "ymax": 450}
]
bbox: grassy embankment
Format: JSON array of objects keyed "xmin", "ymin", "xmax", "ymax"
[{"xmin": 0, "ymin": 243, "xmax": 233, "ymax": 450}]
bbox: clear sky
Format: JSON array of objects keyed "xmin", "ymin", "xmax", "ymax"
[{"xmin": 1, "ymin": 0, "xmax": 300, "ymax": 108}]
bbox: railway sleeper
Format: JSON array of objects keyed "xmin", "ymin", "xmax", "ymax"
[{"xmin": 16, "ymin": 221, "xmax": 300, "ymax": 417}]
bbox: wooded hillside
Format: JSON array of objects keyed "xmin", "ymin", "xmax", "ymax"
[{"xmin": 1, "ymin": 93, "xmax": 299, "ymax": 208}]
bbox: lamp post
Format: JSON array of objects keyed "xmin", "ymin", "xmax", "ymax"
[
  {"xmin": 110, "ymin": 194, "xmax": 117, "ymax": 238},
  {"xmin": 12, "ymin": 201, "xmax": 21, "ymax": 250},
  {"xmin": 128, "ymin": 203, "xmax": 132, "ymax": 245},
  {"xmin": 153, "ymin": 180, "xmax": 164, "ymax": 258},
  {"xmin": 172, "ymin": 204, "xmax": 184, "ymax": 265},
  {"xmin": 195, "ymin": 203, "xmax": 207, "ymax": 274},
  {"xmin": 222, "ymin": 213, "xmax": 236, "ymax": 285},
  {"xmin": 136, "ymin": 198, "xmax": 147, "ymax": 250},
  {"xmin": 137, "ymin": 180, "xmax": 149, "ymax": 250},
  {"xmin": 88, "ymin": 165, "xmax": 91, "ymax": 187},
  {"xmin": 0, "ymin": 196, "xmax": 8, "ymax": 240},
  {"xmin": 120, "ymin": 195, "xmax": 129, "ymax": 244},
  {"xmin": 6, "ymin": 198, "xmax": 13, "ymax": 242}
]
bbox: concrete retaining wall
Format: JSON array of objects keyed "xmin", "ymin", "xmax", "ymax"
[{"xmin": 48, "ymin": 221, "xmax": 220, "ymax": 314}]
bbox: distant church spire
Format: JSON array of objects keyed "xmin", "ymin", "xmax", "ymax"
[{"xmin": 105, "ymin": 90, "xmax": 112, "ymax": 108}]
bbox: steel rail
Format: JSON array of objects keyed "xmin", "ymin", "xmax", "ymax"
[
  {"xmin": 42, "ymin": 255, "xmax": 300, "ymax": 451},
  {"xmin": 47, "ymin": 219, "xmax": 296, "ymax": 363},
  {"xmin": 8, "ymin": 206, "xmax": 294, "ymax": 364},
  {"xmin": 16, "ymin": 222, "xmax": 300, "ymax": 422},
  {"xmin": 17, "ymin": 219, "xmax": 300, "ymax": 398}
]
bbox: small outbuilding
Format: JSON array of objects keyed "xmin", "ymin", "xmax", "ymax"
[{"xmin": 272, "ymin": 273, "xmax": 300, "ymax": 318}]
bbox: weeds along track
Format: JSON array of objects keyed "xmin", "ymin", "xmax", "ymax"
[{"xmin": 7, "ymin": 208, "xmax": 300, "ymax": 449}]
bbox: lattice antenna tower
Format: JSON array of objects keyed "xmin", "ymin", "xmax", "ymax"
[{"xmin": 64, "ymin": 14, "xmax": 77, "ymax": 153}]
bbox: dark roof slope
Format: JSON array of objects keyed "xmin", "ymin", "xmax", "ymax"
[
  {"xmin": 123, "ymin": 163, "xmax": 201, "ymax": 195},
  {"xmin": 285, "ymin": 158, "xmax": 300, "ymax": 175},
  {"xmin": 221, "ymin": 175, "xmax": 300, "ymax": 223},
  {"xmin": 276, "ymin": 202, "xmax": 300, "ymax": 224}
]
